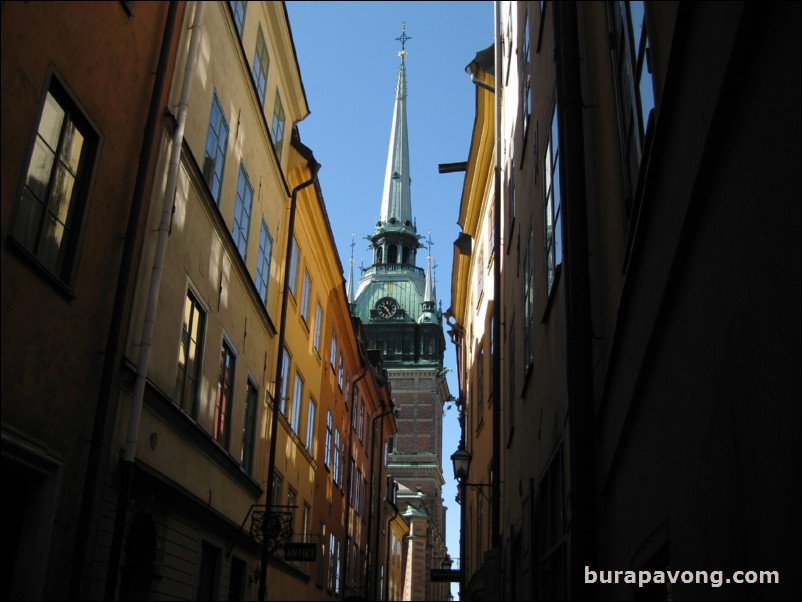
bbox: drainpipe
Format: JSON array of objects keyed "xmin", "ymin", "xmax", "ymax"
[
  {"xmin": 491, "ymin": 0, "xmax": 502, "ymax": 553},
  {"xmin": 70, "ymin": 2, "xmax": 180, "ymax": 598},
  {"xmin": 368, "ymin": 389, "xmax": 394, "ymax": 599},
  {"xmin": 104, "ymin": 3, "xmax": 204, "ymax": 599},
  {"xmin": 553, "ymin": 2, "xmax": 596, "ymax": 599},
  {"xmin": 260, "ymin": 131, "xmax": 320, "ymax": 602}
]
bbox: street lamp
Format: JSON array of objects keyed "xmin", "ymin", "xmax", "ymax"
[
  {"xmin": 451, "ymin": 440, "xmax": 492, "ymax": 491},
  {"xmin": 450, "ymin": 441, "xmax": 471, "ymax": 481},
  {"xmin": 451, "ymin": 440, "xmax": 493, "ymax": 600}
]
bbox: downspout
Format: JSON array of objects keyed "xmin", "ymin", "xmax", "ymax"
[
  {"xmin": 369, "ymin": 391, "xmax": 394, "ymax": 599},
  {"xmin": 70, "ymin": 2, "xmax": 179, "ymax": 598},
  {"xmin": 343, "ymin": 369, "xmax": 369, "ymax": 596},
  {"xmin": 459, "ymin": 470, "xmax": 467, "ymax": 601},
  {"xmin": 491, "ymin": 0, "xmax": 502, "ymax": 552},
  {"xmin": 104, "ymin": 3, "xmax": 204, "ymax": 599},
  {"xmin": 553, "ymin": 2, "xmax": 596, "ymax": 599},
  {"xmin": 260, "ymin": 131, "xmax": 320, "ymax": 602}
]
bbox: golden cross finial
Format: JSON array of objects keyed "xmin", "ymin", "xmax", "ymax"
[{"xmin": 396, "ymin": 20, "xmax": 412, "ymax": 56}]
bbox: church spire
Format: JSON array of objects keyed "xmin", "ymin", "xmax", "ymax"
[
  {"xmin": 419, "ymin": 233, "xmax": 437, "ymax": 323},
  {"xmin": 379, "ymin": 22, "xmax": 413, "ymax": 228}
]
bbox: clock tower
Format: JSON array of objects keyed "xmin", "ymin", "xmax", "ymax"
[{"xmin": 349, "ymin": 24, "xmax": 450, "ymax": 599}]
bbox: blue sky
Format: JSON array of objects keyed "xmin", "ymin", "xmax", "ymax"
[{"xmin": 286, "ymin": 0, "xmax": 494, "ymax": 589}]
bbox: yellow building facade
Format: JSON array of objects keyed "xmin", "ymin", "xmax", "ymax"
[
  {"xmin": 94, "ymin": 2, "xmax": 317, "ymax": 599},
  {"xmin": 448, "ymin": 43, "xmax": 497, "ymax": 601}
]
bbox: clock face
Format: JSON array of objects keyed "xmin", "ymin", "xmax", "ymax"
[{"xmin": 376, "ymin": 297, "xmax": 399, "ymax": 318}]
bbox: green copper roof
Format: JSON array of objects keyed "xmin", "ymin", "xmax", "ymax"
[{"xmin": 353, "ymin": 266, "xmax": 425, "ymax": 322}]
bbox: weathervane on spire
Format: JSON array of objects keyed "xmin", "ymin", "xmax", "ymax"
[{"xmin": 396, "ymin": 20, "xmax": 412, "ymax": 56}]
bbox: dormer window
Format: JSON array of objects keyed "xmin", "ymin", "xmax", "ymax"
[{"xmin": 392, "ymin": 171, "xmax": 401, "ymax": 179}]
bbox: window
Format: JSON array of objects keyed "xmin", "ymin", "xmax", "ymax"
[
  {"xmin": 348, "ymin": 458, "xmax": 355, "ymax": 505},
  {"xmin": 301, "ymin": 270, "xmax": 311, "ymax": 323},
  {"xmin": 362, "ymin": 475, "xmax": 368, "ymax": 518},
  {"xmin": 271, "ymin": 90, "xmax": 286, "ymax": 157},
  {"xmin": 346, "ymin": 537, "xmax": 354, "ymax": 588},
  {"xmin": 477, "ymin": 344, "xmax": 485, "ymax": 405},
  {"xmin": 521, "ymin": 8, "xmax": 532, "ymax": 138},
  {"xmin": 241, "ymin": 378, "xmax": 258, "ymax": 473},
  {"xmin": 476, "ymin": 246, "xmax": 484, "ymax": 305},
  {"xmin": 252, "ymin": 26, "xmax": 270, "ymax": 106},
  {"xmin": 609, "ymin": 0, "xmax": 655, "ymax": 218},
  {"xmin": 302, "ymin": 503, "xmax": 311, "ymax": 543},
  {"xmin": 305, "ymin": 398, "xmax": 317, "ymax": 455},
  {"xmin": 232, "ymin": 162, "xmax": 253, "ymax": 259},
  {"xmin": 198, "ymin": 541, "xmax": 221, "ymax": 601},
  {"xmin": 271, "ymin": 473, "xmax": 283, "ymax": 506},
  {"xmin": 335, "ymin": 538, "xmax": 342, "ymax": 594},
  {"xmin": 358, "ymin": 398, "xmax": 365, "ymax": 442},
  {"xmin": 324, "ymin": 410, "xmax": 333, "ymax": 468},
  {"xmin": 176, "ymin": 289, "xmax": 205, "ymax": 416},
  {"xmin": 255, "ymin": 218, "xmax": 272, "ymax": 303},
  {"xmin": 313, "ymin": 303, "xmax": 323, "ymax": 352},
  {"xmin": 333, "ymin": 428, "xmax": 341, "ymax": 485},
  {"xmin": 13, "ymin": 75, "xmax": 100, "ymax": 285},
  {"xmin": 355, "ymin": 469, "xmax": 362, "ymax": 514},
  {"xmin": 229, "ymin": 1, "xmax": 246, "ymax": 36},
  {"xmin": 291, "ymin": 371, "xmax": 303, "ymax": 434},
  {"xmin": 489, "ymin": 203, "xmax": 495, "ymax": 259},
  {"xmin": 371, "ymin": 473, "xmax": 376, "ymax": 517},
  {"xmin": 523, "ymin": 225, "xmax": 535, "ymax": 366},
  {"xmin": 544, "ymin": 101, "xmax": 562, "ymax": 296},
  {"xmin": 339, "ymin": 435, "xmax": 346, "ymax": 491},
  {"xmin": 351, "ymin": 391, "xmax": 358, "ymax": 430},
  {"xmin": 328, "ymin": 533, "xmax": 337, "ymax": 592},
  {"xmin": 338, "ymin": 355, "xmax": 344, "ymax": 390},
  {"xmin": 279, "ymin": 347, "xmax": 290, "ymax": 416},
  {"xmin": 214, "ymin": 340, "xmax": 236, "ymax": 448},
  {"xmin": 287, "ymin": 236, "xmax": 299, "ymax": 296},
  {"xmin": 203, "ymin": 91, "xmax": 228, "ymax": 204},
  {"xmin": 228, "ymin": 556, "xmax": 246, "ymax": 602},
  {"xmin": 330, "ymin": 330, "xmax": 337, "ymax": 368},
  {"xmin": 317, "ymin": 523, "xmax": 327, "ymax": 587}
]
